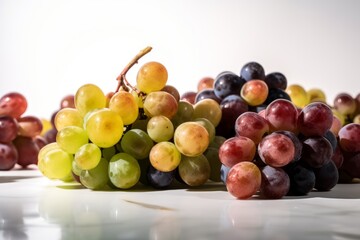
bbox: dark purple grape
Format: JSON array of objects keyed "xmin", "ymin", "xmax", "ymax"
[
  {"xmin": 338, "ymin": 123, "xmax": 360, "ymax": 152},
  {"xmin": 339, "ymin": 152, "xmax": 360, "ymax": 179},
  {"xmin": 216, "ymin": 94, "xmax": 248, "ymax": 138},
  {"xmin": 331, "ymin": 144, "xmax": 344, "ymax": 169},
  {"xmin": 264, "ymin": 72, "xmax": 287, "ymax": 90},
  {"xmin": 213, "ymin": 72, "xmax": 245, "ymax": 99},
  {"xmin": 285, "ymin": 162, "xmax": 315, "ymax": 196},
  {"xmin": 264, "ymin": 88, "xmax": 291, "ymax": 105},
  {"xmin": 259, "ymin": 165, "xmax": 290, "ymax": 199},
  {"xmin": 44, "ymin": 128, "xmax": 57, "ymax": 143},
  {"xmin": 240, "ymin": 62, "xmax": 266, "ymax": 81},
  {"xmin": 137, "ymin": 158, "xmax": 150, "ymax": 186},
  {"xmin": 195, "ymin": 89, "xmax": 221, "ymax": 104},
  {"xmin": 147, "ymin": 165, "xmax": 175, "ymax": 189},
  {"xmin": 12, "ymin": 136, "xmax": 39, "ymax": 167},
  {"xmin": 0, "ymin": 115, "xmax": 18, "ymax": 143},
  {"xmin": 301, "ymin": 136, "xmax": 333, "ymax": 168},
  {"xmin": 0, "ymin": 142, "xmax": 18, "ymax": 170},
  {"xmin": 314, "ymin": 160, "xmax": 339, "ymax": 191},
  {"xmin": 220, "ymin": 164, "xmax": 231, "ymax": 184},
  {"xmin": 324, "ymin": 130, "xmax": 337, "ymax": 153}
]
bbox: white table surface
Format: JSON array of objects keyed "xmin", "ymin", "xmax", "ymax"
[{"xmin": 1, "ymin": 167, "xmax": 360, "ymax": 240}]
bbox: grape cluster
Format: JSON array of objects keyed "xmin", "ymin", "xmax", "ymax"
[{"xmin": 0, "ymin": 92, "xmax": 46, "ymax": 170}]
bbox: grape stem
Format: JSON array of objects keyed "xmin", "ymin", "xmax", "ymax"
[{"xmin": 115, "ymin": 46, "xmax": 152, "ymax": 93}]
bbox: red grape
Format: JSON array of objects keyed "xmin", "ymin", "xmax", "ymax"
[
  {"xmin": 338, "ymin": 123, "xmax": 360, "ymax": 152},
  {"xmin": 0, "ymin": 142, "xmax": 18, "ymax": 170},
  {"xmin": 219, "ymin": 136, "xmax": 256, "ymax": 168},
  {"xmin": 259, "ymin": 165, "xmax": 290, "ymax": 199},
  {"xmin": 301, "ymin": 137, "xmax": 333, "ymax": 168},
  {"xmin": 234, "ymin": 112, "xmax": 269, "ymax": 144},
  {"xmin": 60, "ymin": 94, "xmax": 75, "ymax": 109},
  {"xmin": 0, "ymin": 92, "xmax": 28, "ymax": 119},
  {"xmin": 265, "ymin": 99, "xmax": 298, "ymax": 133},
  {"xmin": 12, "ymin": 136, "xmax": 39, "ymax": 167},
  {"xmin": 17, "ymin": 116, "xmax": 43, "ymax": 138},
  {"xmin": 0, "ymin": 115, "xmax": 18, "ymax": 143}
]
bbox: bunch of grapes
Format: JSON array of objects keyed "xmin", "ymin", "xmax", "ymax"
[
  {"xmin": 0, "ymin": 92, "xmax": 46, "ymax": 170},
  {"xmin": 38, "ymin": 47, "xmax": 223, "ymax": 189}
]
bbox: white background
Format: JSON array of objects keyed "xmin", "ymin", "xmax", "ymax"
[{"xmin": 1, "ymin": 0, "xmax": 360, "ymax": 119}]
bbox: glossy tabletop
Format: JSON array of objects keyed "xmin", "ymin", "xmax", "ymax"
[{"xmin": 1, "ymin": 168, "xmax": 360, "ymax": 240}]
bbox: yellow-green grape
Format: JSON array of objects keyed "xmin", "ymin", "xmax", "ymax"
[
  {"xmin": 54, "ymin": 107, "xmax": 83, "ymax": 131},
  {"xmin": 307, "ymin": 88, "xmax": 327, "ymax": 103},
  {"xmin": 109, "ymin": 91, "xmax": 139, "ymax": 125},
  {"xmin": 174, "ymin": 122, "xmax": 209, "ymax": 157},
  {"xmin": 149, "ymin": 141, "xmax": 181, "ymax": 172},
  {"xmin": 285, "ymin": 84, "xmax": 310, "ymax": 108},
  {"xmin": 80, "ymin": 158, "xmax": 109, "ymax": 190},
  {"xmin": 193, "ymin": 99, "xmax": 222, "ymax": 127},
  {"xmin": 72, "ymin": 160, "xmax": 82, "ymax": 177},
  {"xmin": 38, "ymin": 142, "xmax": 60, "ymax": 165},
  {"xmin": 75, "ymin": 83, "xmax": 107, "ymax": 117},
  {"xmin": 240, "ymin": 79, "xmax": 269, "ymax": 106},
  {"xmin": 143, "ymin": 91, "xmax": 178, "ymax": 119},
  {"xmin": 147, "ymin": 115, "xmax": 174, "ymax": 142},
  {"xmin": 353, "ymin": 114, "xmax": 360, "ymax": 124},
  {"xmin": 178, "ymin": 154, "xmax": 211, "ymax": 186},
  {"xmin": 39, "ymin": 148, "xmax": 73, "ymax": 180},
  {"xmin": 56, "ymin": 126, "xmax": 89, "ymax": 154},
  {"xmin": 332, "ymin": 109, "xmax": 346, "ymax": 126},
  {"xmin": 171, "ymin": 100, "xmax": 194, "ymax": 128},
  {"xmin": 40, "ymin": 118, "xmax": 52, "ymax": 136},
  {"xmin": 136, "ymin": 61, "xmax": 168, "ymax": 94},
  {"xmin": 120, "ymin": 129, "xmax": 154, "ymax": 160},
  {"xmin": 85, "ymin": 108, "xmax": 124, "ymax": 148},
  {"xmin": 194, "ymin": 117, "xmax": 215, "ymax": 142},
  {"xmin": 74, "ymin": 143, "xmax": 102, "ymax": 170},
  {"xmin": 109, "ymin": 152, "xmax": 140, "ymax": 189}
]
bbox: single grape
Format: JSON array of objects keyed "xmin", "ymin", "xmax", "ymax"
[
  {"xmin": 264, "ymin": 72, "xmax": 287, "ymax": 90},
  {"xmin": 174, "ymin": 122, "xmax": 209, "ymax": 157},
  {"xmin": 297, "ymin": 102, "xmax": 333, "ymax": 137},
  {"xmin": 13, "ymin": 136, "xmax": 39, "ymax": 167},
  {"xmin": 17, "ymin": 116, "xmax": 43, "ymax": 138},
  {"xmin": 285, "ymin": 162, "xmax": 315, "ymax": 196},
  {"xmin": 193, "ymin": 99, "xmax": 222, "ymax": 127},
  {"xmin": 44, "ymin": 128, "xmax": 57, "ymax": 143},
  {"xmin": 0, "ymin": 92, "xmax": 28, "ymax": 119},
  {"xmin": 203, "ymin": 147, "xmax": 222, "ymax": 182},
  {"xmin": 213, "ymin": 72, "xmax": 245, "ymax": 99},
  {"xmin": 143, "ymin": 91, "xmax": 178, "ymax": 119},
  {"xmin": 314, "ymin": 160, "xmax": 338, "ymax": 191},
  {"xmin": 195, "ymin": 89, "xmax": 222, "ymax": 104},
  {"xmin": 333, "ymin": 92, "xmax": 356, "ymax": 116},
  {"xmin": 226, "ymin": 161, "xmax": 261, "ymax": 199},
  {"xmin": 56, "ymin": 126, "xmax": 88, "ymax": 154},
  {"xmin": 259, "ymin": 165, "xmax": 290, "ymax": 199},
  {"xmin": 121, "ymin": 129, "xmax": 154, "ymax": 160},
  {"xmin": 180, "ymin": 91, "xmax": 197, "ymax": 104},
  {"xmin": 149, "ymin": 141, "xmax": 181, "ymax": 172},
  {"xmin": 0, "ymin": 142, "xmax": 18, "ymax": 170},
  {"xmin": 234, "ymin": 111, "xmax": 269, "ymax": 144},
  {"xmin": 39, "ymin": 148, "xmax": 73, "ymax": 180},
  {"xmin": 265, "ymin": 99, "xmax": 298, "ymax": 133},
  {"xmin": 37, "ymin": 142, "xmax": 60, "ymax": 164},
  {"xmin": 240, "ymin": 79, "xmax": 269, "ymax": 106},
  {"xmin": 109, "ymin": 91, "xmax": 139, "ymax": 125},
  {"xmin": 197, "ymin": 77, "xmax": 214, "ymax": 92},
  {"xmin": 0, "ymin": 115, "xmax": 18, "ymax": 143},
  {"xmin": 307, "ymin": 88, "xmax": 327, "ymax": 103},
  {"xmin": 264, "ymin": 88, "xmax": 291, "ymax": 105},
  {"xmin": 219, "ymin": 136, "xmax": 256, "ymax": 168},
  {"xmin": 147, "ymin": 115, "xmax": 174, "ymax": 142},
  {"xmin": 60, "ymin": 94, "xmax": 75, "ymax": 109},
  {"xmin": 338, "ymin": 123, "xmax": 360, "ymax": 152},
  {"xmin": 258, "ymin": 132, "xmax": 295, "ymax": 167},
  {"xmin": 276, "ymin": 130, "xmax": 303, "ymax": 162},
  {"xmin": 74, "ymin": 143, "xmax": 102, "ymax": 170},
  {"xmin": 85, "ymin": 108, "xmax": 124, "ymax": 148},
  {"xmin": 285, "ymin": 84, "xmax": 309, "ymax": 108},
  {"xmin": 339, "ymin": 152, "xmax": 360, "ymax": 179},
  {"xmin": 80, "ymin": 158, "xmax": 109, "ymax": 190},
  {"xmin": 301, "ymin": 136, "xmax": 332, "ymax": 168},
  {"xmin": 240, "ymin": 62, "xmax": 266, "ymax": 81},
  {"xmin": 54, "ymin": 108, "xmax": 84, "ymax": 131},
  {"xmin": 147, "ymin": 164, "xmax": 176, "ymax": 189},
  {"xmin": 109, "ymin": 152, "xmax": 140, "ymax": 189},
  {"xmin": 136, "ymin": 61, "xmax": 168, "ymax": 94},
  {"xmin": 171, "ymin": 101, "xmax": 194, "ymax": 128},
  {"xmin": 178, "ymin": 154, "xmax": 211, "ymax": 187},
  {"xmin": 74, "ymin": 83, "xmax": 107, "ymax": 117},
  {"xmin": 161, "ymin": 85, "xmax": 180, "ymax": 102}
]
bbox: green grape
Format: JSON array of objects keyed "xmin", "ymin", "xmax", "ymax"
[
  {"xmin": 193, "ymin": 99, "xmax": 222, "ymax": 127},
  {"xmin": 208, "ymin": 135, "xmax": 227, "ymax": 149},
  {"xmin": 80, "ymin": 158, "xmax": 109, "ymax": 190},
  {"xmin": 109, "ymin": 152, "xmax": 140, "ymax": 189},
  {"xmin": 74, "ymin": 143, "xmax": 102, "ymax": 170},
  {"xmin": 85, "ymin": 108, "xmax": 124, "ymax": 148},
  {"xmin": 102, "ymin": 146, "xmax": 117, "ymax": 161},
  {"xmin": 204, "ymin": 147, "xmax": 222, "ymax": 182},
  {"xmin": 38, "ymin": 142, "xmax": 60, "ymax": 165},
  {"xmin": 147, "ymin": 115, "xmax": 174, "ymax": 142},
  {"xmin": 39, "ymin": 148, "xmax": 73, "ymax": 180},
  {"xmin": 143, "ymin": 91, "xmax": 178, "ymax": 119},
  {"xmin": 56, "ymin": 126, "xmax": 89, "ymax": 154},
  {"xmin": 171, "ymin": 100, "xmax": 194, "ymax": 128},
  {"xmin": 285, "ymin": 84, "xmax": 310, "ymax": 108},
  {"xmin": 75, "ymin": 83, "xmax": 107, "ymax": 117},
  {"xmin": 194, "ymin": 117, "xmax": 215, "ymax": 142},
  {"xmin": 120, "ymin": 129, "xmax": 154, "ymax": 159},
  {"xmin": 131, "ymin": 117, "xmax": 149, "ymax": 132},
  {"xmin": 72, "ymin": 160, "xmax": 82, "ymax": 177},
  {"xmin": 109, "ymin": 91, "xmax": 139, "ymax": 125},
  {"xmin": 178, "ymin": 154, "xmax": 211, "ymax": 186},
  {"xmin": 174, "ymin": 122, "xmax": 209, "ymax": 157},
  {"xmin": 136, "ymin": 61, "xmax": 168, "ymax": 94},
  {"xmin": 54, "ymin": 107, "xmax": 83, "ymax": 131},
  {"xmin": 149, "ymin": 141, "xmax": 181, "ymax": 172}
]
